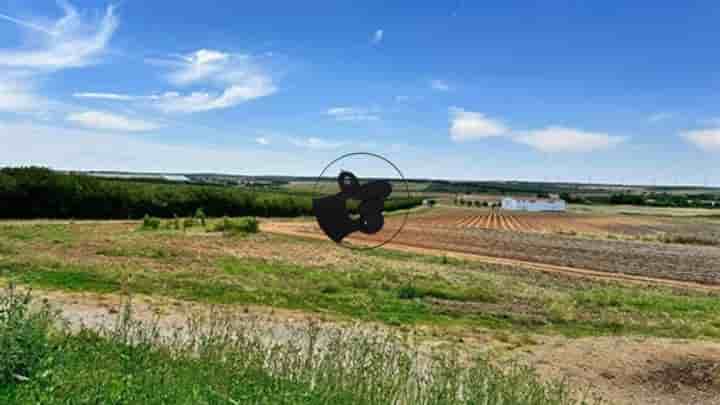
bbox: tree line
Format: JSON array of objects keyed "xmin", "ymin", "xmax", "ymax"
[{"xmin": 0, "ymin": 167, "xmax": 422, "ymax": 219}]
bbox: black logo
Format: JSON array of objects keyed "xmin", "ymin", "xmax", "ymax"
[
  {"xmin": 313, "ymin": 171, "xmax": 392, "ymax": 243},
  {"xmin": 312, "ymin": 152, "xmax": 410, "ymax": 249}
]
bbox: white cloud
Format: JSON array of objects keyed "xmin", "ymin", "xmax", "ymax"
[
  {"xmin": 155, "ymin": 80, "xmax": 275, "ymax": 113},
  {"xmin": 681, "ymin": 128, "xmax": 720, "ymax": 151},
  {"xmin": 648, "ymin": 112, "xmax": 672, "ymax": 123},
  {"xmin": 326, "ymin": 107, "xmax": 380, "ymax": 122},
  {"xmin": 449, "ymin": 107, "xmax": 507, "ymax": 141},
  {"xmin": 514, "ymin": 126, "xmax": 625, "ymax": 153},
  {"xmin": 255, "ymin": 137, "xmax": 269, "ymax": 145},
  {"xmin": 148, "ymin": 49, "xmax": 276, "ymax": 113},
  {"xmin": 66, "ymin": 111, "xmax": 161, "ymax": 132},
  {"xmin": 167, "ymin": 49, "xmax": 231, "ymax": 85},
  {"xmin": 372, "ymin": 29, "xmax": 384, "ymax": 44},
  {"xmin": 73, "ymin": 92, "xmax": 141, "ymax": 101},
  {"xmin": 430, "ymin": 80, "xmax": 451, "ymax": 91},
  {"xmin": 76, "ymin": 49, "xmax": 277, "ymax": 114},
  {"xmin": 290, "ymin": 137, "xmax": 344, "ymax": 150},
  {"xmin": 0, "ymin": 2, "xmax": 118, "ymax": 70}
]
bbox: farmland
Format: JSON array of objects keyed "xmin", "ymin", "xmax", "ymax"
[
  {"xmin": 2, "ymin": 202, "xmax": 720, "ymax": 404},
  {"xmin": 270, "ymin": 207, "xmax": 720, "ymax": 285}
]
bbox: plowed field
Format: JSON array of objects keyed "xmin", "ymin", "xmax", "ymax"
[{"xmin": 266, "ymin": 208, "xmax": 720, "ymax": 286}]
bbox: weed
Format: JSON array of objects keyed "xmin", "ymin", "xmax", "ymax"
[
  {"xmin": 140, "ymin": 215, "xmax": 161, "ymax": 230},
  {"xmin": 194, "ymin": 208, "xmax": 207, "ymax": 226}
]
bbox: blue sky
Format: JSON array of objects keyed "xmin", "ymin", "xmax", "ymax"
[{"xmin": 0, "ymin": 1, "xmax": 719, "ymax": 184}]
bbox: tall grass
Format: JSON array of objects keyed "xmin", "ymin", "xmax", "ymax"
[{"xmin": 0, "ymin": 287, "xmax": 589, "ymax": 404}]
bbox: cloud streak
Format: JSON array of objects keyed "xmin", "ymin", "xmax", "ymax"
[
  {"xmin": 326, "ymin": 107, "xmax": 380, "ymax": 122},
  {"xmin": 514, "ymin": 127, "xmax": 625, "ymax": 153},
  {"xmin": 67, "ymin": 111, "xmax": 162, "ymax": 132}
]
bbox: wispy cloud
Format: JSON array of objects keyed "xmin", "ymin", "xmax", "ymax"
[
  {"xmin": 372, "ymin": 29, "xmax": 384, "ymax": 44},
  {"xmin": 66, "ymin": 111, "xmax": 162, "ymax": 132},
  {"xmin": 76, "ymin": 49, "xmax": 277, "ymax": 114},
  {"xmin": 0, "ymin": 2, "xmax": 117, "ymax": 115},
  {"xmin": 154, "ymin": 49, "xmax": 276, "ymax": 113},
  {"xmin": 290, "ymin": 137, "xmax": 345, "ymax": 150},
  {"xmin": 255, "ymin": 137, "xmax": 270, "ymax": 145},
  {"xmin": 449, "ymin": 107, "xmax": 507, "ymax": 142},
  {"xmin": 73, "ymin": 92, "xmax": 142, "ymax": 101},
  {"xmin": 648, "ymin": 112, "xmax": 672, "ymax": 123},
  {"xmin": 430, "ymin": 79, "xmax": 451, "ymax": 91},
  {"xmin": 681, "ymin": 128, "xmax": 720, "ymax": 151},
  {"xmin": 326, "ymin": 107, "xmax": 380, "ymax": 122},
  {"xmin": 514, "ymin": 127, "xmax": 625, "ymax": 153},
  {"xmin": 0, "ymin": 72, "xmax": 47, "ymax": 111},
  {"xmin": 0, "ymin": 1, "xmax": 118, "ymax": 70}
]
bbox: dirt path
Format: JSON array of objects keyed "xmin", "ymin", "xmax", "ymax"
[{"xmin": 261, "ymin": 221, "xmax": 720, "ymax": 292}]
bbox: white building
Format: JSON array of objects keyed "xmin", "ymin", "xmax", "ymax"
[{"xmin": 501, "ymin": 197, "xmax": 566, "ymax": 212}]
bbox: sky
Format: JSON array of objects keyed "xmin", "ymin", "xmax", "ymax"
[{"xmin": 0, "ymin": 0, "xmax": 719, "ymax": 185}]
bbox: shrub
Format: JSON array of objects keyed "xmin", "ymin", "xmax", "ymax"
[
  {"xmin": 194, "ymin": 208, "xmax": 207, "ymax": 226},
  {"xmin": 211, "ymin": 217, "xmax": 259, "ymax": 235},
  {"xmin": 182, "ymin": 218, "xmax": 196, "ymax": 228},
  {"xmin": 320, "ymin": 284, "xmax": 340, "ymax": 294},
  {"xmin": 397, "ymin": 284, "xmax": 422, "ymax": 300},
  {"xmin": 141, "ymin": 215, "xmax": 161, "ymax": 230}
]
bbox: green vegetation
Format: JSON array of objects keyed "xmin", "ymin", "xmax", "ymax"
[
  {"xmin": 0, "ymin": 287, "xmax": 584, "ymax": 405},
  {"xmin": 1, "ymin": 246, "xmax": 719, "ymax": 340},
  {"xmin": 609, "ymin": 192, "xmax": 719, "ymax": 208},
  {"xmin": 210, "ymin": 217, "xmax": 260, "ymax": 235},
  {"xmin": 0, "ymin": 167, "xmax": 421, "ymax": 220}
]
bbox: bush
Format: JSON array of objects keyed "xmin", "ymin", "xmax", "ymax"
[
  {"xmin": 141, "ymin": 215, "xmax": 161, "ymax": 230},
  {"xmin": 194, "ymin": 208, "xmax": 207, "ymax": 226},
  {"xmin": 397, "ymin": 284, "xmax": 422, "ymax": 300},
  {"xmin": 211, "ymin": 217, "xmax": 259, "ymax": 235},
  {"xmin": 182, "ymin": 218, "xmax": 196, "ymax": 228}
]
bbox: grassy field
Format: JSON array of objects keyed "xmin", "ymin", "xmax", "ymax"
[{"xmin": 1, "ymin": 220, "xmax": 719, "ymax": 340}]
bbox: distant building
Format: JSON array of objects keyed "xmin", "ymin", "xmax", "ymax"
[{"xmin": 501, "ymin": 197, "xmax": 566, "ymax": 212}]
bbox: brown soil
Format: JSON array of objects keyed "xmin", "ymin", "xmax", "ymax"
[
  {"xmin": 262, "ymin": 220, "xmax": 720, "ymax": 290},
  {"xmin": 516, "ymin": 337, "xmax": 720, "ymax": 405}
]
